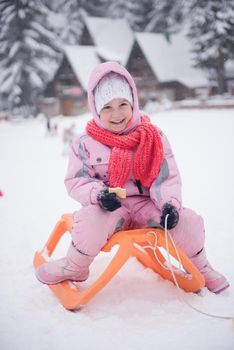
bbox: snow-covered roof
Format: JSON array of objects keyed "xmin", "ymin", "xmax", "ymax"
[
  {"xmin": 95, "ymin": 47, "xmax": 122, "ymax": 63},
  {"xmin": 64, "ymin": 45, "xmax": 100, "ymax": 90},
  {"xmin": 135, "ymin": 32, "xmax": 208, "ymax": 88},
  {"xmin": 84, "ymin": 16, "xmax": 134, "ymax": 66}
]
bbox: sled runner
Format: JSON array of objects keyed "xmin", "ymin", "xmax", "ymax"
[{"xmin": 33, "ymin": 213, "xmax": 205, "ymax": 310}]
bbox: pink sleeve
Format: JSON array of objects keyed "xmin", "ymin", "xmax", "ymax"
[
  {"xmin": 150, "ymin": 132, "xmax": 182, "ymax": 212},
  {"xmin": 64, "ymin": 136, "xmax": 106, "ymax": 206}
]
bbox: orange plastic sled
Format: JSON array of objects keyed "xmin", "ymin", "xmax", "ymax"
[{"xmin": 33, "ymin": 213, "xmax": 205, "ymax": 310}]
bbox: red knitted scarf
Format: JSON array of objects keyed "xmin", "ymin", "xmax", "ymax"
[{"xmin": 86, "ymin": 115, "xmax": 164, "ymax": 188}]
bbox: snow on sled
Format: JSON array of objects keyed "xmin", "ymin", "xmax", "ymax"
[{"xmin": 33, "ymin": 213, "xmax": 205, "ymax": 310}]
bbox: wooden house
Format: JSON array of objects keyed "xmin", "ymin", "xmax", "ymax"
[
  {"xmin": 43, "ymin": 17, "xmax": 134, "ymax": 116},
  {"xmin": 42, "ymin": 17, "xmax": 212, "ymax": 116},
  {"xmin": 126, "ymin": 32, "xmax": 208, "ymax": 106},
  {"xmin": 125, "ymin": 40, "xmax": 158, "ymax": 107}
]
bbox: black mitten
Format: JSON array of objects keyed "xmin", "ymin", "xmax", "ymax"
[
  {"xmin": 160, "ymin": 203, "xmax": 179, "ymax": 229},
  {"xmin": 97, "ymin": 189, "xmax": 121, "ymax": 212}
]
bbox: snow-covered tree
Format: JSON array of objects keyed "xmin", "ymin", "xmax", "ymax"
[
  {"xmin": 45, "ymin": 0, "xmax": 111, "ymax": 45},
  {"xmin": 107, "ymin": 0, "xmax": 187, "ymax": 33},
  {"xmin": 45, "ymin": 0, "xmax": 84, "ymax": 45},
  {"xmin": 145, "ymin": 0, "xmax": 185, "ymax": 33},
  {"xmin": 0, "ymin": 0, "xmax": 62, "ymax": 116},
  {"xmin": 108, "ymin": 0, "xmax": 155, "ymax": 31},
  {"xmin": 84, "ymin": 0, "xmax": 111, "ymax": 17},
  {"xmin": 187, "ymin": 0, "xmax": 234, "ymax": 93}
]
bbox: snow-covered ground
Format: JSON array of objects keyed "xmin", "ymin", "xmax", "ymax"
[{"xmin": 0, "ymin": 109, "xmax": 234, "ymax": 350}]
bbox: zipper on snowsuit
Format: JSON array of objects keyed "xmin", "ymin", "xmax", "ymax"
[{"xmin": 135, "ymin": 179, "xmax": 143, "ymax": 194}]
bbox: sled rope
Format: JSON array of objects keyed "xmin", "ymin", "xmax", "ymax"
[{"xmin": 143, "ymin": 215, "xmax": 234, "ymax": 323}]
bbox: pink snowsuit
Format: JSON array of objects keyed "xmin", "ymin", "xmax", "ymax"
[{"xmin": 64, "ymin": 61, "xmax": 205, "ymax": 259}]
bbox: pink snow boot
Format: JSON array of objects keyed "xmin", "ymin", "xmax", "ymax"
[
  {"xmin": 35, "ymin": 243, "xmax": 94, "ymax": 285},
  {"xmin": 190, "ymin": 248, "xmax": 230, "ymax": 294}
]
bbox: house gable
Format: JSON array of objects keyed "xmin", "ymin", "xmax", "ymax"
[
  {"xmin": 126, "ymin": 40, "xmax": 158, "ymax": 105},
  {"xmin": 44, "ymin": 56, "xmax": 81, "ymax": 99},
  {"xmin": 136, "ymin": 32, "xmax": 207, "ymax": 88},
  {"xmin": 79, "ymin": 22, "xmax": 95, "ymax": 46},
  {"xmin": 54, "ymin": 56, "xmax": 80, "ymax": 87}
]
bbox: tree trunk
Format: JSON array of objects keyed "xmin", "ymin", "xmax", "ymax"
[{"xmin": 216, "ymin": 59, "xmax": 227, "ymax": 94}]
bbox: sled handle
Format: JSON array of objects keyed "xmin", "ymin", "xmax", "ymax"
[{"xmin": 109, "ymin": 187, "xmax": 126, "ymax": 199}]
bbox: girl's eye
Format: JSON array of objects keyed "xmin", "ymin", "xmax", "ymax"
[
  {"xmin": 120, "ymin": 103, "xmax": 127, "ymax": 107},
  {"xmin": 103, "ymin": 105, "xmax": 111, "ymax": 110}
]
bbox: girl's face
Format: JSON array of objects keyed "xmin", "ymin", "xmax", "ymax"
[{"xmin": 99, "ymin": 98, "xmax": 133, "ymax": 133}]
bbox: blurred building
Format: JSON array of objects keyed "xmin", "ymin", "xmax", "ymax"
[
  {"xmin": 127, "ymin": 32, "xmax": 208, "ymax": 106},
  {"xmin": 43, "ymin": 17, "xmax": 134, "ymax": 116},
  {"xmin": 42, "ymin": 16, "xmax": 233, "ymax": 116}
]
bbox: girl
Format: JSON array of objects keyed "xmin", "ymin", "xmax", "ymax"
[{"xmin": 36, "ymin": 61, "xmax": 229, "ymax": 294}]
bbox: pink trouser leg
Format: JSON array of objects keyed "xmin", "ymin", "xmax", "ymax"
[
  {"xmin": 72, "ymin": 204, "xmax": 131, "ymax": 256},
  {"xmin": 36, "ymin": 205, "xmax": 131, "ymax": 284},
  {"xmin": 130, "ymin": 198, "xmax": 205, "ymax": 258},
  {"xmin": 169, "ymin": 208, "xmax": 205, "ymax": 257}
]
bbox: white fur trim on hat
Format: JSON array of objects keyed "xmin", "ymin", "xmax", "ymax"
[{"xmin": 94, "ymin": 72, "xmax": 133, "ymax": 114}]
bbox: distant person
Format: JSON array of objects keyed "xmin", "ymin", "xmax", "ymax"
[
  {"xmin": 45, "ymin": 114, "xmax": 51, "ymax": 133},
  {"xmin": 36, "ymin": 61, "xmax": 229, "ymax": 294}
]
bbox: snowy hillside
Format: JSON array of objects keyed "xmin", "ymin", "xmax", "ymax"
[{"xmin": 0, "ymin": 109, "xmax": 234, "ymax": 350}]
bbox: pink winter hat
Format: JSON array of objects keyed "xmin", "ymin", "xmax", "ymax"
[{"xmin": 94, "ymin": 72, "xmax": 133, "ymax": 114}]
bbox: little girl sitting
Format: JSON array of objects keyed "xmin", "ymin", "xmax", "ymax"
[{"xmin": 36, "ymin": 61, "xmax": 229, "ymax": 294}]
